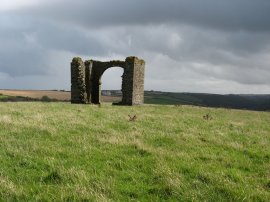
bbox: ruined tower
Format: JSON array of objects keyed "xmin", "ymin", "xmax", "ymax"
[{"xmin": 71, "ymin": 56, "xmax": 145, "ymax": 105}]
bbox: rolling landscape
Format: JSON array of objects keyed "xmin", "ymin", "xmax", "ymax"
[
  {"xmin": 1, "ymin": 0, "xmax": 270, "ymax": 201},
  {"xmin": 1, "ymin": 89, "xmax": 270, "ymax": 111},
  {"xmin": 0, "ymin": 90, "xmax": 269, "ymax": 200}
]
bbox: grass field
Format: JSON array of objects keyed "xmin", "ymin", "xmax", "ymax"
[
  {"xmin": 0, "ymin": 90, "xmax": 70, "ymax": 101},
  {"xmin": 0, "ymin": 102, "xmax": 269, "ymax": 201}
]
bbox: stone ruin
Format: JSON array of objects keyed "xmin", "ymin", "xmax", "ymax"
[{"xmin": 71, "ymin": 56, "xmax": 145, "ymax": 105}]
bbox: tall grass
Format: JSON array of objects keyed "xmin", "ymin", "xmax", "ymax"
[{"xmin": 0, "ymin": 102, "xmax": 269, "ymax": 201}]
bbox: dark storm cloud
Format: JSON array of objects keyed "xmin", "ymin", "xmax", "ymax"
[
  {"xmin": 34, "ymin": 22, "xmax": 108, "ymax": 57},
  {"xmin": 0, "ymin": 0, "xmax": 270, "ymax": 92},
  {"xmin": 22, "ymin": 0, "xmax": 270, "ymax": 31},
  {"xmin": 0, "ymin": 13, "xmax": 108, "ymax": 76},
  {"xmin": 0, "ymin": 14, "xmax": 48, "ymax": 76}
]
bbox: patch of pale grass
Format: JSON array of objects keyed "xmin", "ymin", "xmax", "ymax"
[
  {"xmin": 154, "ymin": 158, "xmax": 183, "ymax": 191},
  {"xmin": 0, "ymin": 115, "xmax": 12, "ymax": 124},
  {"xmin": 98, "ymin": 135, "xmax": 130, "ymax": 145},
  {"xmin": 0, "ymin": 175, "xmax": 21, "ymax": 196},
  {"xmin": 228, "ymin": 142, "xmax": 244, "ymax": 150}
]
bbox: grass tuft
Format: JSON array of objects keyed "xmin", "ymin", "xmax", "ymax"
[{"xmin": 42, "ymin": 171, "xmax": 63, "ymax": 184}]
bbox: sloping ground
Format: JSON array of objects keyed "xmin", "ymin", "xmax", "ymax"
[
  {"xmin": 0, "ymin": 102, "xmax": 269, "ymax": 201},
  {"xmin": 145, "ymin": 92, "xmax": 270, "ymax": 111}
]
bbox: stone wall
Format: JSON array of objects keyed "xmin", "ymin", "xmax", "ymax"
[{"xmin": 71, "ymin": 56, "xmax": 145, "ymax": 105}]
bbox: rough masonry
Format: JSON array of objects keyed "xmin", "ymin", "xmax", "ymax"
[{"xmin": 71, "ymin": 56, "xmax": 145, "ymax": 105}]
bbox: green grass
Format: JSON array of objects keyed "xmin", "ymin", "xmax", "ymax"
[
  {"xmin": 145, "ymin": 93, "xmax": 203, "ymax": 105},
  {"xmin": 0, "ymin": 102, "xmax": 269, "ymax": 201},
  {"xmin": 0, "ymin": 94, "xmax": 8, "ymax": 100}
]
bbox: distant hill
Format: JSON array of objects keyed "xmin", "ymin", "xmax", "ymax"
[{"xmin": 144, "ymin": 91, "xmax": 270, "ymax": 111}]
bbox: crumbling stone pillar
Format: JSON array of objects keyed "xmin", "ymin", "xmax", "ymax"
[
  {"xmin": 71, "ymin": 57, "xmax": 87, "ymax": 104},
  {"xmin": 131, "ymin": 57, "xmax": 145, "ymax": 105},
  {"xmin": 123, "ymin": 57, "xmax": 145, "ymax": 105}
]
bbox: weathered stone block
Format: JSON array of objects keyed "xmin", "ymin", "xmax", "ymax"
[{"xmin": 71, "ymin": 57, "xmax": 87, "ymax": 104}]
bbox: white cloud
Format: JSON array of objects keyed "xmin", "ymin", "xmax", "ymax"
[{"xmin": 0, "ymin": 0, "xmax": 39, "ymax": 11}]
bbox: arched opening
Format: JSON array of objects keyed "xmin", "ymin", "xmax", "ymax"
[{"xmin": 100, "ymin": 67, "xmax": 124, "ymax": 104}]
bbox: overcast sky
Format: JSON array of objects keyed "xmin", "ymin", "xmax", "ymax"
[{"xmin": 1, "ymin": 0, "xmax": 270, "ymax": 94}]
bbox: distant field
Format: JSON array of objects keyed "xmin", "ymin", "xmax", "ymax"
[
  {"xmin": 0, "ymin": 90, "xmax": 121, "ymax": 103},
  {"xmin": 0, "ymin": 90, "xmax": 70, "ymax": 100},
  {"xmin": 0, "ymin": 102, "xmax": 269, "ymax": 201}
]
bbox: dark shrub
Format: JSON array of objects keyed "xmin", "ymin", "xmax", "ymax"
[{"xmin": 41, "ymin": 96, "xmax": 51, "ymax": 102}]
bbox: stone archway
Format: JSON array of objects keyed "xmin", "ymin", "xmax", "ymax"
[{"xmin": 71, "ymin": 56, "xmax": 145, "ymax": 105}]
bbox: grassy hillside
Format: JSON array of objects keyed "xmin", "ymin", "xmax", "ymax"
[
  {"xmin": 0, "ymin": 102, "xmax": 269, "ymax": 201},
  {"xmin": 145, "ymin": 92, "xmax": 270, "ymax": 111}
]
